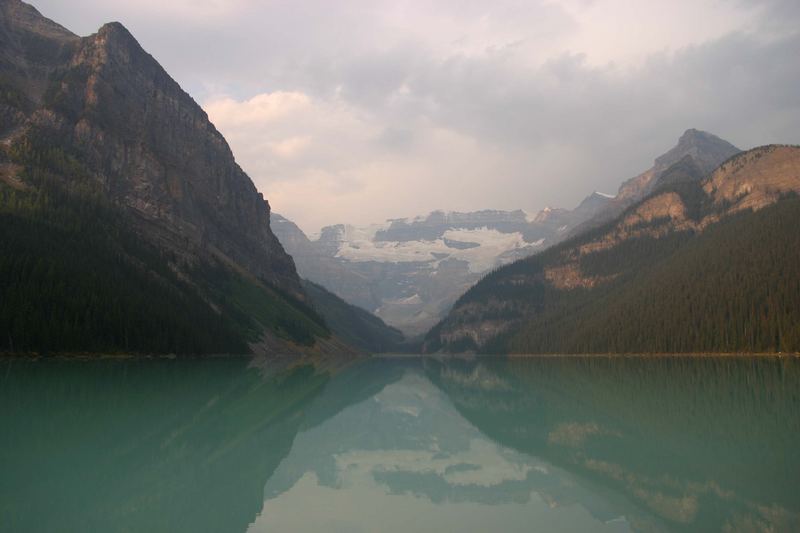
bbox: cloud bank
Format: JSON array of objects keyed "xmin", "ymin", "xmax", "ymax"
[{"xmin": 30, "ymin": 0, "xmax": 800, "ymax": 232}]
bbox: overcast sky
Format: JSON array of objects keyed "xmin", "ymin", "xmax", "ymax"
[{"xmin": 30, "ymin": 0, "xmax": 800, "ymax": 233}]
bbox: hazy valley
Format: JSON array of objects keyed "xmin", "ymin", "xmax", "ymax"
[{"xmin": 271, "ymin": 129, "xmax": 749, "ymax": 343}]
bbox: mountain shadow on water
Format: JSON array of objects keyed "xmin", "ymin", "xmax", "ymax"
[{"xmin": 0, "ymin": 357, "xmax": 401, "ymax": 533}]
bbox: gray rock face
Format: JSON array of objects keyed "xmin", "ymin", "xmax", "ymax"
[
  {"xmin": 1, "ymin": 0, "xmax": 302, "ymax": 299},
  {"xmin": 0, "ymin": 0, "xmax": 78, "ymax": 101}
]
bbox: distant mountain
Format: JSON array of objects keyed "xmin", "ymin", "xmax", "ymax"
[
  {"xmin": 272, "ymin": 196, "xmax": 611, "ymax": 337},
  {"xmin": 426, "ymin": 145, "xmax": 800, "ymax": 354},
  {"xmin": 0, "ymin": 0, "xmax": 341, "ymax": 355}
]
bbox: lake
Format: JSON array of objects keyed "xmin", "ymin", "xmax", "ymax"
[{"xmin": 1, "ymin": 356, "xmax": 798, "ymax": 532}]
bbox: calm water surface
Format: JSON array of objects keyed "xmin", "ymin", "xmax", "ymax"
[{"xmin": 1, "ymin": 356, "xmax": 798, "ymax": 532}]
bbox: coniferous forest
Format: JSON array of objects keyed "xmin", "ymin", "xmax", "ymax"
[
  {"xmin": 510, "ymin": 197, "xmax": 800, "ymax": 353},
  {"xmin": 0, "ymin": 139, "xmax": 331, "ymax": 355}
]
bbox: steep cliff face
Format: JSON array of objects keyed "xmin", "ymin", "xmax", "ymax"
[
  {"xmin": 0, "ymin": 0, "xmax": 325, "ymax": 355},
  {"xmin": 427, "ymin": 145, "xmax": 800, "ymax": 354},
  {"xmin": 8, "ymin": 15, "xmax": 300, "ymax": 297}
]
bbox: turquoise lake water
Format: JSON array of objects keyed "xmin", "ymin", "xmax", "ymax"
[{"xmin": 1, "ymin": 356, "xmax": 798, "ymax": 532}]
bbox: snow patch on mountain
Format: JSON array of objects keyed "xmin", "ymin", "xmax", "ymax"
[{"xmin": 336, "ymin": 227, "xmax": 528, "ymax": 273}]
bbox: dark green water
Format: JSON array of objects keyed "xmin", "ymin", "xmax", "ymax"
[{"xmin": 1, "ymin": 356, "xmax": 798, "ymax": 532}]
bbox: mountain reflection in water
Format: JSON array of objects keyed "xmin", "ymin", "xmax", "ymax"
[{"xmin": 1, "ymin": 356, "xmax": 797, "ymax": 532}]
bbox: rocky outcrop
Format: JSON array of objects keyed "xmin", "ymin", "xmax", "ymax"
[
  {"xmin": 544, "ymin": 263, "xmax": 617, "ymax": 290},
  {"xmin": 704, "ymin": 145, "xmax": 800, "ymax": 212}
]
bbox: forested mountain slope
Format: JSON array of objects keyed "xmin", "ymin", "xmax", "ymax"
[
  {"xmin": 301, "ymin": 280, "xmax": 404, "ymax": 353},
  {"xmin": 0, "ymin": 0, "xmax": 334, "ymax": 355},
  {"xmin": 426, "ymin": 145, "xmax": 800, "ymax": 354}
]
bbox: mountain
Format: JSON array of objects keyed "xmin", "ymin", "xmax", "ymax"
[
  {"xmin": 300, "ymin": 279, "xmax": 404, "ymax": 353},
  {"xmin": 426, "ymin": 145, "xmax": 800, "ymax": 354},
  {"xmin": 0, "ymin": 0, "xmax": 340, "ymax": 355},
  {"xmin": 569, "ymin": 128, "xmax": 741, "ymax": 236},
  {"xmin": 272, "ymin": 197, "xmax": 611, "ymax": 337}
]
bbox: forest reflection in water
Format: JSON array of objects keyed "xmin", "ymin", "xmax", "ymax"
[{"xmin": 1, "ymin": 355, "xmax": 797, "ymax": 532}]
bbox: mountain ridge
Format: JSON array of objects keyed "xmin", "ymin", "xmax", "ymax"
[{"xmin": 425, "ymin": 144, "xmax": 800, "ymax": 354}]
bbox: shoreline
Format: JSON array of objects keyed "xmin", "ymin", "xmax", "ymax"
[
  {"xmin": 2, "ymin": 351, "xmax": 798, "ymax": 360},
  {"xmin": 0, "ymin": 352, "xmax": 253, "ymax": 360}
]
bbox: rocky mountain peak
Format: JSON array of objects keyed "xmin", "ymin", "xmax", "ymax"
[
  {"xmin": 0, "ymin": 0, "xmax": 79, "ymax": 107},
  {"xmin": 0, "ymin": 0, "xmax": 77, "ymax": 43},
  {"xmin": 97, "ymin": 20, "xmax": 131, "ymax": 37},
  {"xmin": 654, "ymin": 128, "xmax": 740, "ymax": 176},
  {"xmin": 573, "ymin": 191, "xmax": 613, "ymax": 216},
  {"xmin": 678, "ymin": 128, "xmax": 704, "ymax": 141},
  {"xmin": 91, "ymin": 21, "xmax": 140, "ymax": 54},
  {"xmin": 610, "ymin": 129, "xmax": 739, "ymax": 206}
]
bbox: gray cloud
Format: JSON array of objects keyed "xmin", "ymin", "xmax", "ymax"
[{"xmin": 28, "ymin": 0, "xmax": 800, "ymax": 232}]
